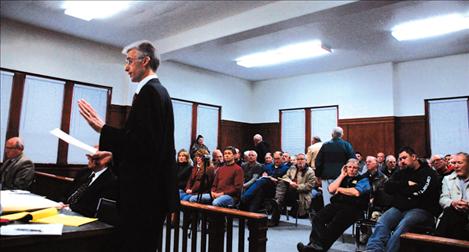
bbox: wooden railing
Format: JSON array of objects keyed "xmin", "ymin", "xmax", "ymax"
[
  {"xmin": 30, "ymin": 171, "xmax": 75, "ymax": 201},
  {"xmin": 161, "ymin": 201, "xmax": 268, "ymax": 252},
  {"xmin": 400, "ymin": 232, "xmax": 469, "ymax": 252}
]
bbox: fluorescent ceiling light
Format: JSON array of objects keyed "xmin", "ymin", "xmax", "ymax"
[
  {"xmin": 391, "ymin": 13, "xmax": 469, "ymax": 41},
  {"xmin": 63, "ymin": 1, "xmax": 130, "ymax": 21},
  {"xmin": 236, "ymin": 40, "xmax": 331, "ymax": 68}
]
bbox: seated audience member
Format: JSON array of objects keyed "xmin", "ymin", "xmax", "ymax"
[
  {"xmin": 355, "ymin": 151, "xmax": 366, "ymax": 174},
  {"xmin": 283, "ymin": 152, "xmax": 292, "ymax": 168},
  {"xmin": 190, "ymin": 135, "xmax": 210, "ymax": 160},
  {"xmin": 264, "ymin": 152, "xmax": 273, "ymax": 164},
  {"xmin": 269, "ymin": 153, "xmax": 316, "ymax": 226},
  {"xmin": 235, "ymin": 148, "xmax": 243, "ymax": 166},
  {"xmin": 184, "ymin": 149, "xmax": 215, "ymax": 202},
  {"xmin": 176, "ymin": 149, "xmax": 193, "ymax": 199},
  {"xmin": 243, "ymin": 150, "xmax": 250, "ymax": 165},
  {"xmin": 444, "ymin": 154, "xmax": 452, "ymax": 164},
  {"xmin": 359, "ymin": 156, "xmax": 392, "ymax": 243},
  {"xmin": 381, "ymin": 155, "xmax": 397, "ymax": 178},
  {"xmin": 63, "ymin": 149, "xmax": 118, "ymax": 217},
  {"xmin": 430, "ymin": 154, "xmax": 453, "ymax": 182},
  {"xmin": 435, "ymin": 152, "xmax": 469, "ymax": 240},
  {"xmin": 290, "ymin": 155, "xmax": 298, "ymax": 167},
  {"xmin": 241, "ymin": 151, "xmax": 289, "ymax": 212},
  {"xmin": 196, "ymin": 146, "xmax": 244, "ymax": 207},
  {"xmin": 306, "ymin": 136, "xmax": 323, "ymax": 170},
  {"xmin": 297, "ymin": 159, "xmax": 370, "ymax": 252},
  {"xmin": 377, "ymin": 152, "xmax": 385, "ymax": 170},
  {"xmin": 366, "ymin": 146, "xmax": 440, "ymax": 252},
  {"xmin": 241, "ymin": 150, "xmax": 264, "ymax": 191},
  {"xmin": 365, "ymin": 157, "xmax": 393, "ymax": 213},
  {"xmin": 212, "ymin": 149, "xmax": 224, "ymax": 168},
  {"xmin": 0, "ymin": 137, "xmax": 35, "ymax": 190}
]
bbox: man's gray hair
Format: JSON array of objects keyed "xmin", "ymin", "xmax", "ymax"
[
  {"xmin": 122, "ymin": 40, "xmax": 160, "ymax": 71},
  {"xmin": 253, "ymin": 134, "xmax": 263, "ymax": 141},
  {"xmin": 332, "ymin": 127, "xmax": 343, "ymax": 138},
  {"xmin": 385, "ymin": 155, "xmax": 396, "ymax": 162}
]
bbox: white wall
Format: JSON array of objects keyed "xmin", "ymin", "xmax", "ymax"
[
  {"xmin": 394, "ymin": 53, "xmax": 469, "ymax": 116},
  {"xmin": 157, "ymin": 61, "xmax": 253, "ymax": 122},
  {"xmin": 250, "ymin": 54, "xmax": 469, "ymax": 123},
  {"xmin": 250, "ymin": 63, "xmax": 395, "ymax": 123},
  {"xmin": 0, "ymin": 19, "xmax": 254, "ymax": 122},
  {"xmin": 0, "ymin": 19, "xmax": 129, "ymax": 105}
]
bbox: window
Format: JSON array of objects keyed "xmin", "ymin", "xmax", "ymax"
[
  {"xmin": 67, "ymin": 84, "xmax": 109, "ymax": 164},
  {"xmin": 19, "ymin": 76, "xmax": 65, "ymax": 163},
  {"xmin": 172, "ymin": 100, "xmax": 192, "ymax": 153},
  {"xmin": 428, "ymin": 97, "xmax": 469, "ymax": 155},
  {"xmin": 281, "ymin": 109, "xmax": 305, "ymax": 155},
  {"xmin": 311, "ymin": 106, "xmax": 338, "ymax": 143},
  {"xmin": 196, "ymin": 105, "xmax": 219, "ymax": 152},
  {"xmin": 0, "ymin": 71, "xmax": 14, "ymax": 161}
]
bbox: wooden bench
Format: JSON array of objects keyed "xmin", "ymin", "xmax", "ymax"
[{"xmin": 400, "ymin": 232, "xmax": 469, "ymax": 252}]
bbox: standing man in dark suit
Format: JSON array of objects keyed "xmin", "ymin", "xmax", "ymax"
[
  {"xmin": 253, "ymin": 134, "xmax": 270, "ymax": 164},
  {"xmin": 315, "ymin": 127, "xmax": 355, "ymax": 207},
  {"xmin": 0, "ymin": 137, "xmax": 35, "ymax": 190},
  {"xmin": 62, "ymin": 149, "xmax": 117, "ymax": 217},
  {"xmin": 78, "ymin": 41, "xmax": 178, "ymax": 251}
]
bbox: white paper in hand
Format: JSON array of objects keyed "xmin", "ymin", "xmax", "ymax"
[{"xmin": 50, "ymin": 128, "xmax": 97, "ymax": 154}]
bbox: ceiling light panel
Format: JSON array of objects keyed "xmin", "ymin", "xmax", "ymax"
[{"xmin": 63, "ymin": 1, "xmax": 130, "ymax": 21}]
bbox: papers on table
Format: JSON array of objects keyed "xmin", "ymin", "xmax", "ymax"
[
  {"xmin": 1, "ymin": 191, "xmax": 61, "ymax": 212},
  {"xmin": 1, "ymin": 207, "xmax": 98, "ymax": 227},
  {"xmin": 0, "ymin": 224, "xmax": 63, "ymax": 236},
  {"xmin": 50, "ymin": 128, "xmax": 97, "ymax": 154}
]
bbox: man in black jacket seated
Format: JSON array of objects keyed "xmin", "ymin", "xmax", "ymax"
[
  {"xmin": 297, "ymin": 159, "xmax": 370, "ymax": 252},
  {"xmin": 63, "ymin": 151, "xmax": 117, "ymax": 217},
  {"xmin": 366, "ymin": 146, "xmax": 440, "ymax": 252}
]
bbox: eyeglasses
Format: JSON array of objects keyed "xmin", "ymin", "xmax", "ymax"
[
  {"xmin": 346, "ymin": 166, "xmax": 359, "ymax": 169},
  {"xmin": 125, "ymin": 56, "xmax": 144, "ymax": 65}
]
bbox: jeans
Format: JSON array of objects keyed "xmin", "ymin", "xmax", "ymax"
[
  {"xmin": 179, "ymin": 189, "xmax": 192, "ymax": 201},
  {"xmin": 366, "ymin": 207, "xmax": 434, "ymax": 252},
  {"xmin": 190, "ymin": 193, "xmax": 235, "ymax": 207},
  {"xmin": 321, "ymin": 179, "xmax": 335, "ymax": 206}
]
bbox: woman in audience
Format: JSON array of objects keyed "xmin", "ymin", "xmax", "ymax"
[
  {"xmin": 176, "ymin": 149, "xmax": 193, "ymax": 200},
  {"xmin": 190, "ymin": 135, "xmax": 210, "ymax": 159},
  {"xmin": 182, "ymin": 149, "xmax": 215, "ymax": 202},
  {"xmin": 436, "ymin": 152, "xmax": 469, "ymax": 240}
]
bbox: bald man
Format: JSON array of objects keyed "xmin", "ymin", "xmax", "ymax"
[{"xmin": 0, "ymin": 137, "xmax": 35, "ymax": 190}]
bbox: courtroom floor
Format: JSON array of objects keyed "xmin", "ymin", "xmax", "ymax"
[{"xmin": 163, "ymin": 215, "xmax": 357, "ymax": 252}]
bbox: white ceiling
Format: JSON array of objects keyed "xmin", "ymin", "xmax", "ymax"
[{"xmin": 1, "ymin": 1, "xmax": 469, "ymax": 81}]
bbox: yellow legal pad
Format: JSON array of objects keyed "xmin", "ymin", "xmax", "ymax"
[{"xmin": 1, "ymin": 208, "xmax": 97, "ymax": 227}]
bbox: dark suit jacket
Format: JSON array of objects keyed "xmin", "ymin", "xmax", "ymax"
[
  {"xmin": 99, "ymin": 78, "xmax": 178, "ymax": 222},
  {"xmin": 0, "ymin": 154, "xmax": 35, "ymax": 190},
  {"xmin": 65, "ymin": 168, "xmax": 117, "ymax": 217},
  {"xmin": 254, "ymin": 141, "xmax": 270, "ymax": 163}
]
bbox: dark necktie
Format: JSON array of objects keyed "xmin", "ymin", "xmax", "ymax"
[
  {"xmin": 132, "ymin": 93, "xmax": 137, "ymax": 105},
  {"xmin": 67, "ymin": 173, "xmax": 95, "ymax": 205}
]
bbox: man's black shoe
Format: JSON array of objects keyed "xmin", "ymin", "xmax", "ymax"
[{"xmin": 297, "ymin": 242, "xmax": 323, "ymax": 252}]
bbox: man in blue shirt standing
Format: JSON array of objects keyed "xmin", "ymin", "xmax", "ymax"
[{"xmin": 315, "ymin": 127, "xmax": 355, "ymax": 207}]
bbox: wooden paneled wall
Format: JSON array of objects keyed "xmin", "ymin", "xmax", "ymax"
[
  {"xmin": 395, "ymin": 116, "xmax": 428, "ymax": 157},
  {"xmin": 339, "ymin": 116, "xmax": 396, "ymax": 158},
  {"xmin": 107, "ymin": 104, "xmax": 429, "ymax": 158}
]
